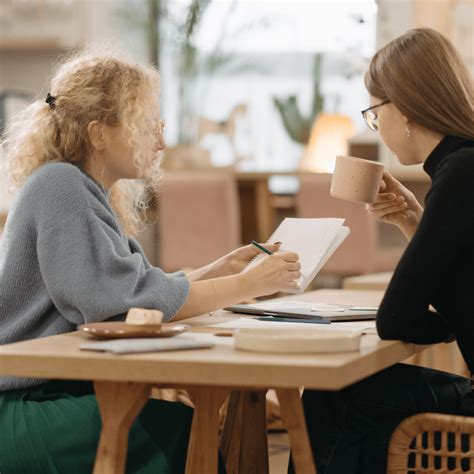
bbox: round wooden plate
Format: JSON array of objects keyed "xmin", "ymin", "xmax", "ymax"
[{"xmin": 78, "ymin": 322, "xmax": 190, "ymax": 339}]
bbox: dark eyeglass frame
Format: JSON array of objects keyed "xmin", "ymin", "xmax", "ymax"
[{"xmin": 361, "ymin": 99, "xmax": 391, "ymax": 131}]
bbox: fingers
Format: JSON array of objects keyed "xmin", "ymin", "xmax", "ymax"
[
  {"xmin": 371, "ymin": 193, "xmax": 397, "ymax": 205},
  {"xmin": 367, "ymin": 202, "xmax": 407, "ymax": 218},
  {"xmin": 259, "ymin": 242, "xmax": 281, "ymax": 252},
  {"xmin": 287, "ymin": 262, "xmax": 301, "ymax": 271},
  {"xmin": 377, "ymin": 171, "xmax": 403, "ymax": 195},
  {"xmin": 382, "ymin": 170, "xmax": 399, "ymax": 184},
  {"xmin": 287, "ymin": 270, "xmax": 302, "ymax": 280},
  {"xmin": 280, "ymin": 251, "xmax": 299, "ymax": 262},
  {"xmin": 366, "ymin": 196, "xmax": 405, "ymax": 211}
]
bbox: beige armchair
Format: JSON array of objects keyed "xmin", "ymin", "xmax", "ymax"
[
  {"xmin": 296, "ymin": 173, "xmax": 404, "ymax": 276},
  {"xmin": 157, "ymin": 170, "xmax": 241, "ymax": 272}
]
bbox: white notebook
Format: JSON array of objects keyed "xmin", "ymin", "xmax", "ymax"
[{"xmin": 244, "ymin": 218, "xmax": 350, "ymax": 293}]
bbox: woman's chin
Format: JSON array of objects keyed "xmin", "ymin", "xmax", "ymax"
[{"xmin": 390, "ymin": 151, "xmax": 417, "ymax": 166}]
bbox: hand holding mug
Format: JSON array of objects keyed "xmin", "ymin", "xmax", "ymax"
[{"xmin": 365, "ymin": 171, "xmax": 424, "ymax": 239}]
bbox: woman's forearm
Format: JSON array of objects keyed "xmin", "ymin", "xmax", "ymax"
[
  {"xmin": 185, "ymin": 256, "xmax": 229, "ymax": 281},
  {"xmin": 174, "ymin": 250, "xmax": 301, "ymax": 320},
  {"xmin": 172, "ymin": 273, "xmax": 253, "ymax": 320},
  {"xmin": 185, "ymin": 264, "xmax": 216, "ymax": 282}
]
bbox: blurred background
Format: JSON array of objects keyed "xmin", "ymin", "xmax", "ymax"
[
  {"xmin": 1, "ymin": 3, "xmax": 472, "ymax": 468},
  {"xmin": 1, "ymin": 0, "xmax": 473, "ymax": 286}
]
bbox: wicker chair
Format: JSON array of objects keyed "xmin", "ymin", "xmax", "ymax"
[{"xmin": 387, "ymin": 412, "xmax": 474, "ymax": 473}]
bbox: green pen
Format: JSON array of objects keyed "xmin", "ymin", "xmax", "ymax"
[{"xmin": 251, "ymin": 240, "xmax": 273, "ymax": 255}]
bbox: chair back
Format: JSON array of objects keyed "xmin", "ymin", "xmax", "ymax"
[
  {"xmin": 387, "ymin": 412, "xmax": 474, "ymax": 473},
  {"xmin": 296, "ymin": 173, "xmax": 379, "ymax": 275},
  {"xmin": 158, "ymin": 170, "xmax": 241, "ymax": 272}
]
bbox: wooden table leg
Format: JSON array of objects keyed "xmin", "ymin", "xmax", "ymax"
[
  {"xmin": 185, "ymin": 386, "xmax": 230, "ymax": 474},
  {"xmin": 276, "ymin": 389, "xmax": 316, "ymax": 474},
  {"xmin": 220, "ymin": 390, "xmax": 269, "ymax": 474},
  {"xmin": 93, "ymin": 381, "xmax": 151, "ymax": 474}
]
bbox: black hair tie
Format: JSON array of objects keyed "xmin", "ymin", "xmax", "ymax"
[{"xmin": 45, "ymin": 93, "xmax": 56, "ymax": 109}]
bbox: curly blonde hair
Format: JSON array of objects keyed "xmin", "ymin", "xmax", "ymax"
[{"xmin": 2, "ymin": 47, "xmax": 163, "ymax": 236}]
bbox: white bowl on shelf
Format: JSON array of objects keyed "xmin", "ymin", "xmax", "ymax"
[{"xmin": 234, "ymin": 328, "xmax": 361, "ymax": 354}]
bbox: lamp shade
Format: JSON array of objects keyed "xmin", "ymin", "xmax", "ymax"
[{"xmin": 300, "ymin": 113, "xmax": 355, "ymax": 172}]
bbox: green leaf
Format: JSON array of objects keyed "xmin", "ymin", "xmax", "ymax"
[{"xmin": 273, "ymin": 96, "xmax": 312, "ymax": 144}]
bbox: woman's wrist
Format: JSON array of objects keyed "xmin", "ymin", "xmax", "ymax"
[
  {"xmin": 400, "ymin": 205, "xmax": 423, "ymax": 240},
  {"xmin": 235, "ymin": 272, "xmax": 256, "ymax": 299},
  {"xmin": 400, "ymin": 221, "xmax": 418, "ymax": 240}
]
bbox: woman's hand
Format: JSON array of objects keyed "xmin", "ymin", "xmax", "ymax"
[
  {"xmin": 365, "ymin": 171, "xmax": 424, "ymax": 240},
  {"xmin": 224, "ymin": 242, "xmax": 282, "ymax": 274},
  {"xmin": 244, "ymin": 251, "xmax": 301, "ymax": 296},
  {"xmin": 175, "ymin": 250, "xmax": 301, "ymax": 320},
  {"xmin": 185, "ymin": 242, "xmax": 282, "ymax": 281}
]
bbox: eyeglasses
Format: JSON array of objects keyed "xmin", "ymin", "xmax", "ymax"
[{"xmin": 361, "ymin": 100, "xmax": 391, "ymax": 131}]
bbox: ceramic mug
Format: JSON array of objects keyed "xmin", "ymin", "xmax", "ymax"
[{"xmin": 330, "ymin": 155, "xmax": 385, "ymax": 203}]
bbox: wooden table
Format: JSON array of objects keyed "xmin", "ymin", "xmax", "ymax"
[{"xmin": 0, "ymin": 289, "xmax": 431, "ymax": 474}]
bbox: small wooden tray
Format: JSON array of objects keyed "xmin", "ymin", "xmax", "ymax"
[{"xmin": 78, "ymin": 322, "xmax": 190, "ymax": 339}]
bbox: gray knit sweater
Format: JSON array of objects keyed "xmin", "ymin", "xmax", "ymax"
[{"xmin": 0, "ymin": 162, "xmax": 190, "ymax": 391}]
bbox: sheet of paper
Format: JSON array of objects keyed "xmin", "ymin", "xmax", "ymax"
[
  {"xmin": 243, "ymin": 218, "xmax": 349, "ymax": 293},
  {"xmin": 79, "ymin": 337, "xmax": 214, "ymax": 354},
  {"xmin": 178, "ymin": 332, "xmax": 235, "ymax": 347}
]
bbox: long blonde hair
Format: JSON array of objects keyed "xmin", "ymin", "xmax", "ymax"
[
  {"xmin": 365, "ymin": 28, "xmax": 473, "ymax": 140},
  {"xmin": 2, "ymin": 48, "xmax": 163, "ymax": 235}
]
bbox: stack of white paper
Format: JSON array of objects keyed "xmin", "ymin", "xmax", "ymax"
[{"xmin": 244, "ymin": 218, "xmax": 350, "ymax": 293}]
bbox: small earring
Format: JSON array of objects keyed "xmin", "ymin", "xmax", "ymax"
[{"xmin": 405, "ymin": 125, "xmax": 411, "ymax": 139}]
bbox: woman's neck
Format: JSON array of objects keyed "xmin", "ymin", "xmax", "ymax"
[
  {"xmin": 83, "ymin": 157, "xmax": 117, "ymax": 190},
  {"xmin": 412, "ymin": 127, "xmax": 445, "ymax": 164}
]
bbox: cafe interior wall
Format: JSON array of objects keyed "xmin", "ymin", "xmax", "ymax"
[{"xmin": 1, "ymin": 0, "xmax": 473, "ymax": 245}]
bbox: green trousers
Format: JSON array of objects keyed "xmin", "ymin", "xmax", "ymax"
[{"xmin": 0, "ymin": 380, "xmax": 193, "ymax": 474}]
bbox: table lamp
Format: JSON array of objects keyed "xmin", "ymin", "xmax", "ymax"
[{"xmin": 300, "ymin": 113, "xmax": 355, "ymax": 173}]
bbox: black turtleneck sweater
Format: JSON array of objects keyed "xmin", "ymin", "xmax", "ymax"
[{"xmin": 377, "ymin": 135, "xmax": 474, "ymax": 373}]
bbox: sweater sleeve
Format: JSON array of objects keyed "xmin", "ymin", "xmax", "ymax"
[
  {"xmin": 376, "ymin": 159, "xmax": 474, "ymax": 344},
  {"xmin": 33, "ymin": 168, "xmax": 190, "ymax": 324}
]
